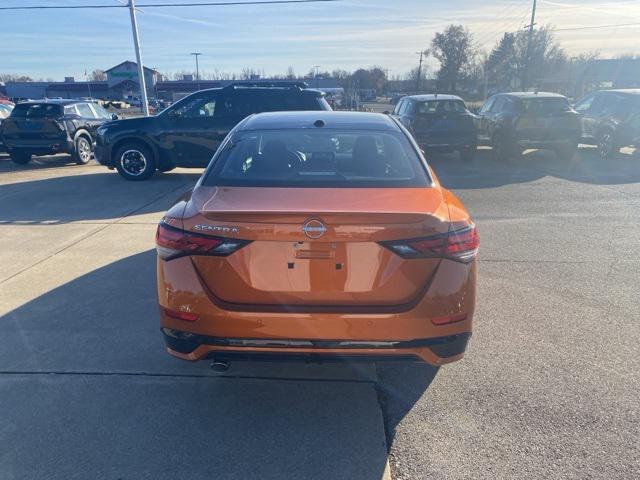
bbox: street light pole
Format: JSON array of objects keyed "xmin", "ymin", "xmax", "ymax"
[
  {"xmin": 127, "ymin": 0, "xmax": 149, "ymax": 116},
  {"xmin": 523, "ymin": 0, "xmax": 538, "ymax": 91},
  {"xmin": 191, "ymin": 52, "xmax": 202, "ymax": 91}
]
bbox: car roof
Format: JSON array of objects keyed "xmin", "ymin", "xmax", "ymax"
[
  {"xmin": 16, "ymin": 99, "xmax": 83, "ymax": 106},
  {"xmin": 239, "ymin": 111, "xmax": 400, "ymax": 132},
  {"xmin": 600, "ymin": 89, "xmax": 640, "ymax": 95},
  {"xmin": 403, "ymin": 94, "xmax": 463, "ymax": 101},
  {"xmin": 194, "ymin": 84, "xmax": 322, "ymax": 96},
  {"xmin": 501, "ymin": 92, "xmax": 567, "ymax": 99}
]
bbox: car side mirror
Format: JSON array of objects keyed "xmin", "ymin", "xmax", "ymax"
[
  {"xmin": 383, "ymin": 110, "xmax": 390, "ymax": 115},
  {"xmin": 111, "ymin": 113, "xmax": 119, "ymax": 120}
]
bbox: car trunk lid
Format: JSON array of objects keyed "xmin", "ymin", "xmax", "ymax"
[{"xmin": 184, "ymin": 186, "xmax": 451, "ymax": 308}]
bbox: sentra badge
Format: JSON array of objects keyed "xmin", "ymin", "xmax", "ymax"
[{"xmin": 193, "ymin": 224, "xmax": 240, "ymax": 234}]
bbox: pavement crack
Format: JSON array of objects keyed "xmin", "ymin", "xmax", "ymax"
[{"xmin": 0, "ymin": 369, "xmax": 377, "ymax": 385}]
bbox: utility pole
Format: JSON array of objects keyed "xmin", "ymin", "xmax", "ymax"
[
  {"xmin": 191, "ymin": 52, "xmax": 202, "ymax": 91},
  {"xmin": 523, "ymin": 0, "xmax": 537, "ymax": 91},
  {"xmin": 127, "ymin": 0, "xmax": 149, "ymax": 116},
  {"xmin": 313, "ymin": 65, "xmax": 320, "ymax": 88},
  {"xmin": 416, "ymin": 50, "xmax": 425, "ymax": 92}
]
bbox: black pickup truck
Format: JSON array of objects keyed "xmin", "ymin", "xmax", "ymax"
[{"xmin": 0, "ymin": 99, "xmax": 116, "ymax": 165}]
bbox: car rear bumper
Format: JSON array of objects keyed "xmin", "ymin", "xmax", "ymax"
[
  {"xmin": 5, "ymin": 137, "xmax": 73, "ymax": 155},
  {"xmin": 162, "ymin": 328, "xmax": 471, "ymax": 364},
  {"xmin": 157, "ymin": 255, "xmax": 476, "ymax": 366}
]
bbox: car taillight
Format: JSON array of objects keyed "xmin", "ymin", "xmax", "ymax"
[
  {"xmin": 156, "ymin": 221, "xmax": 251, "ymax": 260},
  {"xmin": 380, "ymin": 224, "xmax": 479, "ymax": 263}
]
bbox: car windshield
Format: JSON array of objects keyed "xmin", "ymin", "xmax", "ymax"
[
  {"xmin": 416, "ymin": 100, "xmax": 466, "ymax": 114},
  {"xmin": 520, "ymin": 97, "xmax": 570, "ymax": 114},
  {"xmin": 204, "ymin": 128, "xmax": 429, "ymax": 188}
]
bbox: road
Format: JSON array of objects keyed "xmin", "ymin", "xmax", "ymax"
[{"xmin": 1, "ymin": 147, "xmax": 638, "ymax": 479}]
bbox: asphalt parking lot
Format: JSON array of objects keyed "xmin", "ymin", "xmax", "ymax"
[{"xmin": 1, "ymin": 147, "xmax": 639, "ymax": 479}]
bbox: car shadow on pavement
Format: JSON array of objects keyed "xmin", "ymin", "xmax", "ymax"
[
  {"xmin": 1, "ymin": 250, "xmax": 435, "ymax": 479},
  {"xmin": 0, "ymin": 170, "xmax": 201, "ymax": 224},
  {"xmin": 0, "ymin": 153, "xmax": 82, "ymax": 171},
  {"xmin": 429, "ymin": 148, "xmax": 640, "ymax": 190}
]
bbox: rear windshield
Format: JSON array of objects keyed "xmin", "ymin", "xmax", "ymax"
[
  {"xmin": 10, "ymin": 103, "xmax": 63, "ymax": 119},
  {"xmin": 416, "ymin": 100, "xmax": 466, "ymax": 114},
  {"xmin": 520, "ymin": 97, "xmax": 570, "ymax": 114},
  {"xmin": 204, "ymin": 129, "xmax": 429, "ymax": 188}
]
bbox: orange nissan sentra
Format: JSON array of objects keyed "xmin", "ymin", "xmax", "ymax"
[{"xmin": 156, "ymin": 111, "xmax": 478, "ymax": 366}]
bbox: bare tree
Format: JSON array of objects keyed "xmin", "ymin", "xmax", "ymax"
[
  {"xmin": 431, "ymin": 24, "xmax": 476, "ymax": 92},
  {"xmin": 89, "ymin": 69, "xmax": 106, "ymax": 81}
]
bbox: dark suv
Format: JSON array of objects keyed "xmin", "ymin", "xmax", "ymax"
[
  {"xmin": 0, "ymin": 99, "xmax": 115, "ymax": 165},
  {"xmin": 95, "ymin": 83, "xmax": 331, "ymax": 180},
  {"xmin": 573, "ymin": 89, "xmax": 640, "ymax": 158},
  {"xmin": 392, "ymin": 94, "xmax": 476, "ymax": 160},
  {"xmin": 476, "ymin": 92, "xmax": 580, "ymax": 160}
]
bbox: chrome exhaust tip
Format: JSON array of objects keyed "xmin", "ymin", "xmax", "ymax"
[{"xmin": 209, "ymin": 359, "xmax": 230, "ymax": 372}]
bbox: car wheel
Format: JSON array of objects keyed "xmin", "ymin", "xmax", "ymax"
[
  {"xmin": 597, "ymin": 129, "xmax": 616, "ymax": 159},
  {"xmin": 10, "ymin": 152, "xmax": 32, "ymax": 165},
  {"xmin": 492, "ymin": 133, "xmax": 509, "ymax": 160},
  {"xmin": 114, "ymin": 142, "xmax": 156, "ymax": 181},
  {"xmin": 460, "ymin": 146, "xmax": 476, "ymax": 161},
  {"xmin": 73, "ymin": 135, "xmax": 93, "ymax": 165}
]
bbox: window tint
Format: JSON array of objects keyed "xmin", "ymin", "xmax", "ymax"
[
  {"xmin": 169, "ymin": 93, "xmax": 217, "ymax": 118},
  {"xmin": 90, "ymin": 103, "xmax": 111, "ymax": 119},
  {"xmin": 76, "ymin": 103, "xmax": 96, "ymax": 118},
  {"xmin": 217, "ymin": 90, "xmax": 320, "ymax": 119},
  {"xmin": 574, "ymin": 95, "xmax": 595, "ymax": 112},
  {"xmin": 416, "ymin": 100, "xmax": 466, "ymax": 114},
  {"xmin": 393, "ymin": 99, "xmax": 405, "ymax": 115},
  {"xmin": 521, "ymin": 97, "xmax": 570, "ymax": 114},
  {"xmin": 479, "ymin": 97, "xmax": 496, "ymax": 114},
  {"xmin": 10, "ymin": 103, "xmax": 62, "ymax": 119},
  {"xmin": 204, "ymin": 129, "xmax": 429, "ymax": 188},
  {"xmin": 491, "ymin": 97, "xmax": 506, "ymax": 112},
  {"xmin": 64, "ymin": 105, "xmax": 79, "ymax": 116}
]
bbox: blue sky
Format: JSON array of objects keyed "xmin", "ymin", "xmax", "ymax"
[{"xmin": 1, "ymin": 0, "xmax": 639, "ymax": 80}]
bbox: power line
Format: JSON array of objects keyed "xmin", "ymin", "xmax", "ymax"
[
  {"xmin": 0, "ymin": 0, "xmax": 338, "ymax": 10},
  {"xmin": 555, "ymin": 22, "xmax": 640, "ymax": 31}
]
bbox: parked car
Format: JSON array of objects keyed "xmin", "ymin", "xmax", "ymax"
[
  {"xmin": 0, "ymin": 103, "xmax": 15, "ymax": 152},
  {"xmin": 475, "ymin": 92, "xmax": 580, "ymax": 159},
  {"xmin": 573, "ymin": 89, "xmax": 640, "ymax": 158},
  {"xmin": 95, "ymin": 82, "xmax": 331, "ymax": 180},
  {"xmin": 392, "ymin": 94, "xmax": 477, "ymax": 160},
  {"xmin": 0, "ymin": 99, "xmax": 117, "ymax": 165},
  {"xmin": 156, "ymin": 111, "xmax": 478, "ymax": 366}
]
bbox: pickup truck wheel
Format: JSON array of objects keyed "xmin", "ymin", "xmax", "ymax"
[
  {"xmin": 10, "ymin": 152, "xmax": 32, "ymax": 165},
  {"xmin": 115, "ymin": 142, "xmax": 156, "ymax": 181},
  {"xmin": 73, "ymin": 135, "xmax": 93, "ymax": 165}
]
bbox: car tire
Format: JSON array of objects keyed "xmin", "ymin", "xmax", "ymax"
[
  {"xmin": 73, "ymin": 135, "xmax": 93, "ymax": 165},
  {"xmin": 10, "ymin": 151, "xmax": 32, "ymax": 165},
  {"xmin": 597, "ymin": 128, "xmax": 617, "ymax": 159},
  {"xmin": 492, "ymin": 133, "xmax": 512, "ymax": 160},
  {"xmin": 114, "ymin": 142, "xmax": 156, "ymax": 181},
  {"xmin": 460, "ymin": 146, "xmax": 476, "ymax": 161}
]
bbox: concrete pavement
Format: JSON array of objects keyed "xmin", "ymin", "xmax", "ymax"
[{"xmin": 1, "ymin": 148, "xmax": 639, "ymax": 479}]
